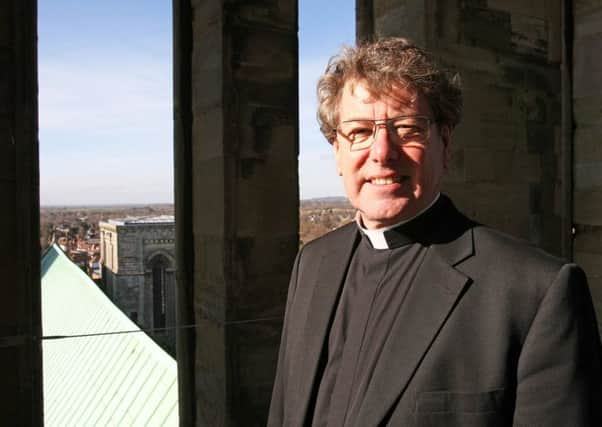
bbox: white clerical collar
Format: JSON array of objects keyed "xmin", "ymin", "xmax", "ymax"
[{"xmin": 356, "ymin": 193, "xmax": 441, "ymax": 249}]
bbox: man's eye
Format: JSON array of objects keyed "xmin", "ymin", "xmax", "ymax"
[
  {"xmin": 348, "ymin": 128, "xmax": 372, "ymax": 140},
  {"xmin": 394, "ymin": 125, "xmax": 423, "ymax": 137}
]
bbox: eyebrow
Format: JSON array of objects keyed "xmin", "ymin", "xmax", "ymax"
[
  {"xmin": 340, "ymin": 114, "xmax": 423, "ymax": 123},
  {"xmin": 340, "ymin": 117, "xmax": 376, "ymax": 122}
]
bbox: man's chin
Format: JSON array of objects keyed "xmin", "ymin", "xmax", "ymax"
[{"xmin": 359, "ymin": 207, "xmax": 413, "ymax": 229}]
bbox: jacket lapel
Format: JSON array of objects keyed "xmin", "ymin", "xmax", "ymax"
[
  {"xmin": 354, "ymin": 228, "xmax": 474, "ymax": 426},
  {"xmin": 291, "ymin": 224, "xmax": 359, "ymax": 426}
]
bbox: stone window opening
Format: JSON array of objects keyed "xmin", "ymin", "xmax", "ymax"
[{"xmin": 151, "ymin": 255, "xmax": 169, "ymax": 330}]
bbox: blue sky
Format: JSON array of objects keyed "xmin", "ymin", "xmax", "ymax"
[{"xmin": 38, "ymin": 1, "xmax": 354, "ymax": 205}]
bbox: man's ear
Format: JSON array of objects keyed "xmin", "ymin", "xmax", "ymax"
[{"xmin": 439, "ymin": 125, "xmax": 452, "ymax": 169}]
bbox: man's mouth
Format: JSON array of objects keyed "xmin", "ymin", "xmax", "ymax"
[{"xmin": 369, "ymin": 176, "xmax": 408, "ymax": 185}]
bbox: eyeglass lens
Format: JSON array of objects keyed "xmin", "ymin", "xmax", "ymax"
[{"xmin": 337, "ymin": 116, "xmax": 431, "ymax": 151}]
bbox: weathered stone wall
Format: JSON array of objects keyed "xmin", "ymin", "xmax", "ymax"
[
  {"xmin": 183, "ymin": 0, "xmax": 299, "ymax": 424},
  {"xmin": 99, "ymin": 224, "xmax": 118, "ymax": 297},
  {"xmin": 358, "ymin": 0, "xmax": 568, "ymax": 255},
  {"xmin": 113, "ymin": 274, "xmax": 143, "ymax": 318},
  {"xmin": 573, "ymin": 1, "xmax": 602, "ymax": 330},
  {"xmin": 100, "ymin": 224, "xmax": 118, "ymax": 271},
  {"xmin": 0, "ymin": 0, "xmax": 43, "ymax": 424},
  {"xmin": 103, "ymin": 266, "xmax": 115, "ymax": 298}
]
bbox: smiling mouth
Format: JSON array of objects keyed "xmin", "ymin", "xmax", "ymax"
[{"xmin": 370, "ymin": 176, "xmax": 408, "ymax": 185}]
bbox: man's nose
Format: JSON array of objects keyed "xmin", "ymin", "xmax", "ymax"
[{"xmin": 369, "ymin": 124, "xmax": 400, "ymax": 162}]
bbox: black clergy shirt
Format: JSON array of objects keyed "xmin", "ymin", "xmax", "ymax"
[{"xmin": 310, "ymin": 198, "xmax": 445, "ymax": 426}]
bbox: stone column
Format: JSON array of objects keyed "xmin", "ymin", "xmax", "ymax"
[
  {"xmin": 175, "ymin": 1, "xmax": 299, "ymax": 425},
  {"xmin": 0, "ymin": 0, "xmax": 43, "ymax": 424},
  {"xmin": 357, "ymin": 0, "xmax": 567, "ymax": 255},
  {"xmin": 572, "ymin": 2, "xmax": 602, "ymax": 332}
]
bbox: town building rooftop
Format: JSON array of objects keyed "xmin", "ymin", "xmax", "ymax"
[{"xmin": 105, "ymin": 215, "xmax": 175, "ymax": 225}]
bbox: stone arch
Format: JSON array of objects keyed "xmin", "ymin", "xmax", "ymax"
[
  {"xmin": 143, "ymin": 248, "xmax": 177, "ymax": 355},
  {"xmin": 144, "ymin": 250, "xmax": 175, "ymax": 271}
]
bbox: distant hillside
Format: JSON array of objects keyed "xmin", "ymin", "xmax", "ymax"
[
  {"xmin": 300, "ymin": 196, "xmax": 351, "ymax": 209},
  {"xmin": 40, "ymin": 199, "xmax": 354, "ymax": 249},
  {"xmin": 40, "ymin": 204, "xmax": 174, "ymax": 251},
  {"xmin": 300, "ymin": 197, "xmax": 355, "ymax": 245}
]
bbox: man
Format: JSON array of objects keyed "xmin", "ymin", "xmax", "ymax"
[{"xmin": 268, "ymin": 38, "xmax": 602, "ymax": 426}]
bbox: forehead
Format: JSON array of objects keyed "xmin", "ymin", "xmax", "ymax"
[{"xmin": 338, "ymin": 79, "xmax": 430, "ymax": 118}]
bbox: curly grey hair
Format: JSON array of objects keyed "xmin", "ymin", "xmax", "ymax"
[{"xmin": 317, "ymin": 37, "xmax": 463, "ymax": 143}]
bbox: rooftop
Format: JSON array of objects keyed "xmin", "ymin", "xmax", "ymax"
[
  {"xmin": 104, "ymin": 215, "xmax": 175, "ymax": 225},
  {"xmin": 41, "ymin": 244, "xmax": 178, "ymax": 425}
]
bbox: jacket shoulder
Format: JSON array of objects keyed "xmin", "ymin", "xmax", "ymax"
[
  {"xmin": 466, "ymin": 225, "xmax": 577, "ymax": 303},
  {"xmin": 301, "ymin": 221, "xmax": 357, "ymax": 254},
  {"xmin": 472, "ymin": 225, "xmax": 566, "ymax": 270}
]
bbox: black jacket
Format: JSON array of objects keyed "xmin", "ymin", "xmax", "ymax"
[{"xmin": 268, "ymin": 196, "xmax": 602, "ymax": 426}]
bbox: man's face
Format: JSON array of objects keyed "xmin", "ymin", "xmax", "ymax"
[{"xmin": 334, "ymin": 80, "xmax": 451, "ymax": 229}]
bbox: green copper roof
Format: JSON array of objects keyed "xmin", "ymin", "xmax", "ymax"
[{"xmin": 41, "ymin": 243, "xmax": 178, "ymax": 426}]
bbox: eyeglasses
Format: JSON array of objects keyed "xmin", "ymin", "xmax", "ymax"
[{"xmin": 335, "ymin": 115, "xmax": 433, "ymax": 151}]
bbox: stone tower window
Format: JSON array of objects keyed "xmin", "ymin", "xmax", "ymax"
[{"xmin": 151, "ymin": 256, "xmax": 168, "ymax": 329}]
